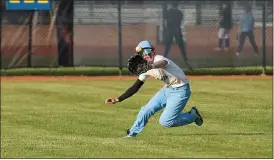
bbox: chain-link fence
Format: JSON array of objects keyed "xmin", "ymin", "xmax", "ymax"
[
  {"xmin": 1, "ymin": 0, "xmax": 68, "ymax": 69},
  {"xmin": 1, "ymin": 8, "xmax": 59, "ymax": 68},
  {"xmin": 1, "ymin": 0, "xmax": 273, "ymax": 69}
]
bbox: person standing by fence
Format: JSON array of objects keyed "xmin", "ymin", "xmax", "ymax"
[
  {"xmin": 236, "ymin": 6, "xmax": 259, "ymax": 57},
  {"xmin": 163, "ymin": 2, "xmax": 188, "ymax": 62},
  {"xmin": 215, "ymin": 3, "xmax": 232, "ymax": 52}
]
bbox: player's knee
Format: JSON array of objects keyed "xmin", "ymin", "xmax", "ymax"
[
  {"xmin": 218, "ymin": 35, "xmax": 224, "ymax": 39},
  {"xmin": 159, "ymin": 117, "xmax": 172, "ymax": 128}
]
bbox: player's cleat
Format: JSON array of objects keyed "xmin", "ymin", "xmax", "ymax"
[
  {"xmin": 224, "ymin": 47, "xmax": 229, "ymax": 51},
  {"xmin": 122, "ymin": 129, "xmax": 135, "ymax": 138},
  {"xmin": 236, "ymin": 52, "xmax": 240, "ymax": 56},
  {"xmin": 190, "ymin": 106, "xmax": 203, "ymax": 126},
  {"xmin": 122, "ymin": 135, "xmax": 135, "ymax": 138}
]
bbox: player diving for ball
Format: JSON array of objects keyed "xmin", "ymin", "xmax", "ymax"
[{"xmin": 105, "ymin": 40, "xmax": 203, "ymax": 138}]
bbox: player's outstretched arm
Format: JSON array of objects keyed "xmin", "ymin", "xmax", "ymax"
[
  {"xmin": 105, "ymin": 79, "xmax": 145, "ymax": 104},
  {"xmin": 105, "ymin": 54, "xmax": 149, "ymax": 104}
]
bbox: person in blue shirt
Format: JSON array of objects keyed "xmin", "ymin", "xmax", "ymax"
[{"xmin": 236, "ymin": 6, "xmax": 259, "ymax": 56}]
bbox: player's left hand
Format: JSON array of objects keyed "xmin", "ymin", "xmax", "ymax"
[
  {"xmin": 127, "ymin": 54, "xmax": 148, "ymax": 76},
  {"xmin": 105, "ymin": 98, "xmax": 119, "ymax": 104}
]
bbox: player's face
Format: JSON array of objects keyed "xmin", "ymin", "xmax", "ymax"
[{"xmin": 143, "ymin": 53, "xmax": 154, "ymax": 64}]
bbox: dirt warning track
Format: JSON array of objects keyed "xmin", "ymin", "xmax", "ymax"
[{"xmin": 1, "ymin": 75, "xmax": 272, "ymax": 81}]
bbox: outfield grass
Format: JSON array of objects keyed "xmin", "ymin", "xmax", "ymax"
[{"xmin": 1, "ymin": 78, "xmax": 273, "ymax": 158}]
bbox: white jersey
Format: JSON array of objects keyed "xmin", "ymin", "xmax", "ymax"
[{"xmin": 138, "ymin": 55, "xmax": 189, "ymax": 87}]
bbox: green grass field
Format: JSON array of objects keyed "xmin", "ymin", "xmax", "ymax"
[{"xmin": 1, "ymin": 77, "xmax": 273, "ymax": 158}]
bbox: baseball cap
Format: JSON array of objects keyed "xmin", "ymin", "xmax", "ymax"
[{"xmin": 136, "ymin": 40, "xmax": 153, "ymax": 55}]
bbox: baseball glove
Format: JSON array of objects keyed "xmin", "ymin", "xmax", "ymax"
[{"xmin": 127, "ymin": 54, "xmax": 148, "ymax": 76}]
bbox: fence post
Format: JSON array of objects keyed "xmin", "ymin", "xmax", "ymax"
[
  {"xmin": 196, "ymin": 1, "xmax": 201, "ymax": 25},
  {"xmin": 161, "ymin": 1, "xmax": 167, "ymax": 43},
  {"xmin": 261, "ymin": 0, "xmax": 266, "ymax": 75},
  {"xmin": 28, "ymin": 11, "xmax": 34, "ymax": 68},
  {"xmin": 0, "ymin": 1, "xmax": 2, "ymax": 69},
  {"xmin": 118, "ymin": 0, "xmax": 122, "ymax": 75}
]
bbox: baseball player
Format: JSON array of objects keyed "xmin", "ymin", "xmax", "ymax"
[
  {"xmin": 105, "ymin": 40, "xmax": 203, "ymax": 138},
  {"xmin": 216, "ymin": 3, "xmax": 232, "ymax": 51}
]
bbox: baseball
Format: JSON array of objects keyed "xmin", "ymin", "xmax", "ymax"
[{"xmin": 135, "ymin": 46, "xmax": 142, "ymax": 52}]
